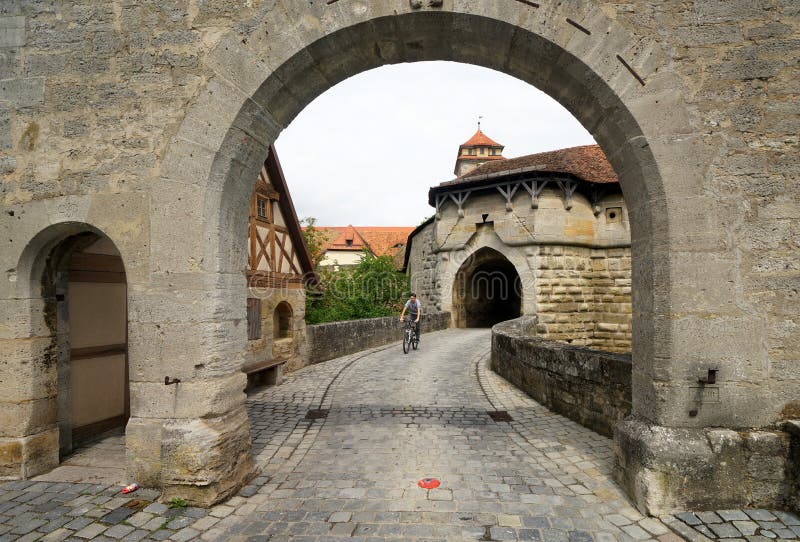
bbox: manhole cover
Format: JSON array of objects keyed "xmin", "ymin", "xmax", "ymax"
[
  {"xmin": 487, "ymin": 410, "xmax": 513, "ymax": 422},
  {"xmin": 305, "ymin": 409, "xmax": 329, "ymax": 420},
  {"xmin": 418, "ymin": 478, "xmax": 440, "ymax": 489}
]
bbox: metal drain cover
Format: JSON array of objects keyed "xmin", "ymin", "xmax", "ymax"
[
  {"xmin": 305, "ymin": 409, "xmax": 329, "ymax": 420},
  {"xmin": 487, "ymin": 410, "xmax": 513, "ymax": 422}
]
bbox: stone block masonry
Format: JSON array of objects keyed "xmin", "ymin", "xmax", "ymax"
[
  {"xmin": 307, "ymin": 312, "xmax": 451, "ymax": 364},
  {"xmin": 534, "ymin": 245, "xmax": 631, "ymax": 353},
  {"xmin": 492, "ymin": 317, "xmax": 631, "ymax": 437}
]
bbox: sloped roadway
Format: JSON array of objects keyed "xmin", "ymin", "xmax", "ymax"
[{"xmin": 217, "ymin": 328, "xmax": 676, "ymax": 542}]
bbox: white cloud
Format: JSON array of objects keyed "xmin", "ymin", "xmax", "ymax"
[{"xmin": 275, "ymin": 61, "xmax": 595, "ymax": 226}]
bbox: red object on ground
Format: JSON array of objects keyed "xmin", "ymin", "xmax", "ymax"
[
  {"xmin": 122, "ymin": 483, "xmax": 139, "ymax": 494},
  {"xmin": 418, "ymin": 478, "xmax": 440, "ymax": 489}
]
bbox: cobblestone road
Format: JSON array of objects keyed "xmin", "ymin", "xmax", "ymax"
[
  {"xmin": 0, "ymin": 329, "xmax": 683, "ymax": 541},
  {"xmin": 216, "ymin": 328, "xmax": 677, "ymax": 542}
]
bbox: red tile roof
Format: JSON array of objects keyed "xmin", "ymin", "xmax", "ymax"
[
  {"xmin": 359, "ymin": 227, "xmax": 415, "ymax": 258},
  {"xmin": 312, "ymin": 226, "xmax": 415, "ymax": 259},
  {"xmin": 442, "ymin": 144, "xmax": 617, "ymax": 187},
  {"xmin": 460, "ymin": 129, "xmax": 503, "ymax": 148}
]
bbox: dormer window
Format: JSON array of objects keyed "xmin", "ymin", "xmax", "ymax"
[{"xmin": 346, "ymin": 239, "xmax": 353, "ymax": 247}]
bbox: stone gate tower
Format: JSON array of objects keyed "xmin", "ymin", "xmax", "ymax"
[{"xmin": 406, "ymin": 136, "xmax": 632, "ymax": 353}]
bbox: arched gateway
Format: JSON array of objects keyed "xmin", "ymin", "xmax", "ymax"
[
  {"xmin": 452, "ymin": 247, "xmax": 522, "ymax": 329},
  {"xmin": 1, "ymin": 2, "xmax": 796, "ymax": 513}
]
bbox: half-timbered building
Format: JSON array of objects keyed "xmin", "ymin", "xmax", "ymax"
[{"xmin": 244, "ymin": 146, "xmax": 316, "ymax": 388}]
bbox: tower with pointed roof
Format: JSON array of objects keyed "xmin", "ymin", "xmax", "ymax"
[{"xmin": 454, "ymin": 128, "xmax": 506, "ymax": 177}]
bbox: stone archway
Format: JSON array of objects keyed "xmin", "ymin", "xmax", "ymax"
[
  {"xmin": 1, "ymin": 1, "xmax": 794, "ymax": 514},
  {"xmin": 3, "ymin": 223, "xmax": 130, "ymax": 480},
  {"xmin": 452, "ymin": 248, "xmax": 522, "ymax": 329},
  {"xmin": 153, "ymin": 5, "xmax": 743, "ymax": 510}
]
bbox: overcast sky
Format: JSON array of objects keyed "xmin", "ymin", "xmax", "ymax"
[{"xmin": 275, "ymin": 61, "xmax": 596, "ymax": 227}]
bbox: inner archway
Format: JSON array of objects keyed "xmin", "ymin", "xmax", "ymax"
[{"xmin": 453, "ymin": 248, "xmax": 522, "ymax": 328}]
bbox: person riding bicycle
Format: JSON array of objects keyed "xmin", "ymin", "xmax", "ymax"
[{"xmin": 399, "ymin": 293, "xmax": 423, "ymax": 340}]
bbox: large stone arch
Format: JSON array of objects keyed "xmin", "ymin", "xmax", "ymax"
[
  {"xmin": 153, "ymin": 2, "xmax": 738, "ymax": 510},
  {"xmin": 1, "ymin": 0, "xmax": 795, "ymax": 513}
]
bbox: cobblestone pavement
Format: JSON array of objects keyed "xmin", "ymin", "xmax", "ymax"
[
  {"xmin": 0, "ymin": 328, "xmax": 790, "ymax": 541},
  {"xmin": 664, "ymin": 509, "xmax": 800, "ymax": 542},
  {"xmin": 211, "ymin": 328, "xmax": 678, "ymax": 542}
]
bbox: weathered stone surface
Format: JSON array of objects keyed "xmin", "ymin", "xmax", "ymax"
[
  {"xmin": 0, "ymin": 16, "xmax": 25, "ymax": 48},
  {"xmin": 492, "ymin": 317, "xmax": 631, "ymax": 437},
  {"xmin": 615, "ymin": 419, "xmax": 792, "ymax": 515}
]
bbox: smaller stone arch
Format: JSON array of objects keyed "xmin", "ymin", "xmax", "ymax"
[
  {"xmin": 273, "ymin": 301, "xmax": 293, "ymax": 340},
  {"xmin": 452, "ymin": 247, "xmax": 523, "ymax": 328},
  {"xmin": 3, "ymin": 222, "xmax": 130, "ymax": 479}
]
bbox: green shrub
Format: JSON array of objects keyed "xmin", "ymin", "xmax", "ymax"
[{"xmin": 306, "ymin": 251, "xmax": 408, "ymax": 325}]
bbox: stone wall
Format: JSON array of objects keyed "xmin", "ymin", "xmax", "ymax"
[
  {"xmin": 406, "ymin": 220, "xmax": 441, "ymax": 312},
  {"xmin": 534, "ymin": 245, "xmax": 632, "ymax": 353},
  {"xmin": 491, "ymin": 317, "xmax": 631, "ymax": 437},
  {"xmin": 307, "ymin": 312, "xmax": 451, "ymax": 364},
  {"xmin": 243, "ymin": 287, "xmax": 307, "ymax": 374}
]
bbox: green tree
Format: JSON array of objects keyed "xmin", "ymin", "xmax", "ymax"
[
  {"xmin": 305, "ymin": 250, "xmax": 408, "ymax": 324},
  {"xmin": 300, "ymin": 217, "xmax": 330, "ymax": 268}
]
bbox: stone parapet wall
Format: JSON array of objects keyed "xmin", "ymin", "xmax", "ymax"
[
  {"xmin": 534, "ymin": 245, "xmax": 632, "ymax": 353},
  {"xmin": 307, "ymin": 312, "xmax": 450, "ymax": 364},
  {"xmin": 491, "ymin": 317, "xmax": 631, "ymax": 437}
]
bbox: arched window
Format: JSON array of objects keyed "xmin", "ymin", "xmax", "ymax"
[{"xmin": 273, "ymin": 301, "xmax": 293, "ymax": 339}]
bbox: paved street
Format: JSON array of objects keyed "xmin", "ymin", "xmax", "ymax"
[
  {"xmin": 7, "ymin": 327, "xmax": 795, "ymax": 541},
  {"xmin": 0, "ymin": 330, "xmax": 800, "ymax": 542},
  {"xmin": 0, "ymin": 328, "xmax": 676, "ymax": 541},
  {"xmin": 216, "ymin": 328, "xmax": 675, "ymax": 541}
]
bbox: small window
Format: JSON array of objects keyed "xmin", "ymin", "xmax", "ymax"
[
  {"xmin": 345, "ymin": 239, "xmax": 353, "ymax": 247},
  {"xmin": 247, "ymin": 298, "xmax": 261, "ymax": 340},
  {"xmin": 274, "ymin": 302, "xmax": 293, "ymax": 339},
  {"xmin": 605, "ymin": 207, "xmax": 623, "ymax": 224},
  {"xmin": 256, "ymin": 197, "xmax": 268, "ymax": 220}
]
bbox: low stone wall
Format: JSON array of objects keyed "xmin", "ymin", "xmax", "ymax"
[
  {"xmin": 307, "ymin": 312, "xmax": 451, "ymax": 364},
  {"xmin": 491, "ymin": 317, "xmax": 631, "ymax": 437}
]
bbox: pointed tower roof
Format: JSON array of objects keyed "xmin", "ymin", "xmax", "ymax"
[
  {"xmin": 460, "ymin": 129, "xmax": 503, "ymax": 148},
  {"xmin": 454, "ymin": 128, "xmax": 506, "ymax": 176}
]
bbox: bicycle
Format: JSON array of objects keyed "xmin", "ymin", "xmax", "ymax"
[{"xmin": 402, "ymin": 318, "xmax": 419, "ymax": 354}]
